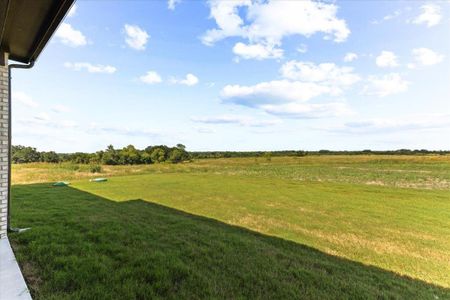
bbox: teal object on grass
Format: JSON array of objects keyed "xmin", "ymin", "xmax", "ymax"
[
  {"xmin": 53, "ymin": 181, "xmax": 69, "ymax": 186},
  {"xmin": 90, "ymin": 178, "xmax": 107, "ymax": 182}
]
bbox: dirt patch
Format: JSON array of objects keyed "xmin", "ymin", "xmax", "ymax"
[
  {"xmin": 21, "ymin": 261, "xmax": 43, "ymax": 292},
  {"xmin": 365, "ymin": 181, "xmax": 386, "ymax": 186},
  {"xmin": 336, "ymin": 166, "xmax": 432, "ymax": 173}
]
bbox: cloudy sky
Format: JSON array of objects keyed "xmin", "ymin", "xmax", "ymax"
[{"xmin": 11, "ymin": 0, "xmax": 450, "ymax": 152}]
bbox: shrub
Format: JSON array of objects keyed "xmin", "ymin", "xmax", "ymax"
[
  {"xmin": 67, "ymin": 164, "xmax": 80, "ymax": 171},
  {"xmin": 90, "ymin": 165, "xmax": 102, "ymax": 173}
]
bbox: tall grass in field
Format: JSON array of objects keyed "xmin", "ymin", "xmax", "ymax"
[{"xmin": 13, "ymin": 155, "xmax": 450, "ymax": 189}]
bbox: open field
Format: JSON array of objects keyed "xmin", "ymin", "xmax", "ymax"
[
  {"xmin": 12, "ymin": 154, "xmax": 450, "ymax": 189},
  {"xmin": 9, "ymin": 155, "xmax": 450, "ymax": 299}
]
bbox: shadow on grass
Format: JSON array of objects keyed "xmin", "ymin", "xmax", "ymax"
[{"xmin": 9, "ymin": 183, "xmax": 450, "ymax": 300}]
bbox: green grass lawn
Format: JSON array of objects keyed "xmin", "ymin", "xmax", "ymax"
[
  {"xmin": 10, "ymin": 184, "xmax": 449, "ymax": 299},
  {"xmin": 71, "ymin": 173, "xmax": 450, "ymax": 287},
  {"xmin": 9, "ymin": 156, "xmax": 450, "ymax": 298}
]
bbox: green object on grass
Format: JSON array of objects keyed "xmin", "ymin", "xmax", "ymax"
[
  {"xmin": 52, "ymin": 181, "xmax": 69, "ymax": 186},
  {"xmin": 90, "ymin": 178, "xmax": 107, "ymax": 182}
]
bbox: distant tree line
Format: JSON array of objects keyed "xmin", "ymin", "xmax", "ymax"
[
  {"xmin": 11, "ymin": 145, "xmax": 450, "ymax": 165},
  {"xmin": 12, "ymin": 144, "xmax": 190, "ymax": 165},
  {"xmin": 190, "ymin": 150, "xmax": 308, "ymax": 159},
  {"xmin": 189, "ymin": 149, "xmax": 450, "ymax": 159},
  {"xmin": 311, "ymin": 149, "xmax": 450, "ymax": 155}
]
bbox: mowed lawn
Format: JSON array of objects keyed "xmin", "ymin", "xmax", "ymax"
[
  {"xmin": 9, "ymin": 156, "xmax": 450, "ymax": 298},
  {"xmin": 71, "ymin": 174, "xmax": 450, "ymax": 287}
]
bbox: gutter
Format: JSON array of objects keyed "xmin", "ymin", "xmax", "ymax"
[{"xmin": 7, "ymin": 60, "xmax": 34, "ymax": 233}]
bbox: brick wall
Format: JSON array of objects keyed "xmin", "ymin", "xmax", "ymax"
[{"xmin": 0, "ymin": 61, "xmax": 8, "ymax": 239}]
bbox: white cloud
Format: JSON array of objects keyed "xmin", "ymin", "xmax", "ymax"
[
  {"xmin": 411, "ymin": 48, "xmax": 444, "ymax": 67},
  {"xmin": 221, "ymin": 80, "xmax": 334, "ymax": 105},
  {"xmin": 17, "ymin": 115, "xmax": 77, "ymax": 129},
  {"xmin": 343, "ymin": 52, "xmax": 358, "ymax": 62},
  {"xmin": 280, "ymin": 61, "xmax": 360, "ymax": 90},
  {"xmin": 202, "ymin": 0, "xmax": 249, "ymax": 46},
  {"xmin": 221, "ymin": 80, "xmax": 350, "ymax": 119},
  {"xmin": 220, "ymin": 60, "xmax": 359, "ymax": 119},
  {"xmin": 233, "ymin": 42, "xmax": 283, "ymax": 60},
  {"xmin": 140, "ymin": 71, "xmax": 162, "ymax": 84},
  {"xmin": 67, "ymin": 4, "xmax": 77, "ymax": 17},
  {"xmin": 60, "ymin": 120, "xmax": 77, "ymax": 128},
  {"xmin": 168, "ymin": 0, "xmax": 181, "ymax": 10},
  {"xmin": 64, "ymin": 62, "xmax": 117, "ymax": 74},
  {"xmin": 51, "ymin": 104, "xmax": 71, "ymax": 113},
  {"xmin": 371, "ymin": 10, "xmax": 401, "ymax": 25},
  {"xmin": 261, "ymin": 102, "xmax": 352, "ymax": 118},
  {"xmin": 191, "ymin": 115, "xmax": 281, "ymax": 127},
  {"xmin": 202, "ymin": 0, "xmax": 349, "ymax": 59},
  {"xmin": 376, "ymin": 51, "xmax": 399, "ymax": 68},
  {"xmin": 412, "ymin": 4, "xmax": 442, "ymax": 27},
  {"xmin": 363, "ymin": 73, "xmax": 409, "ymax": 97},
  {"xmin": 194, "ymin": 127, "xmax": 216, "ymax": 134},
  {"xmin": 170, "ymin": 73, "xmax": 199, "ymax": 86},
  {"xmin": 87, "ymin": 123, "xmax": 162, "ymax": 137},
  {"xmin": 13, "ymin": 91, "xmax": 38, "ymax": 108},
  {"xmin": 34, "ymin": 112, "xmax": 50, "ymax": 121},
  {"xmin": 297, "ymin": 44, "xmax": 308, "ymax": 54},
  {"xmin": 124, "ymin": 24, "xmax": 149, "ymax": 50},
  {"xmin": 323, "ymin": 114, "xmax": 450, "ymax": 134},
  {"xmin": 55, "ymin": 23, "xmax": 87, "ymax": 47},
  {"xmin": 17, "ymin": 113, "xmax": 78, "ymax": 131}
]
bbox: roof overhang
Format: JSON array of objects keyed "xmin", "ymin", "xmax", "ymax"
[{"xmin": 0, "ymin": 0, "xmax": 75, "ymax": 64}]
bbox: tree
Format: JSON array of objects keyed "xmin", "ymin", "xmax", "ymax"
[
  {"xmin": 12, "ymin": 146, "xmax": 41, "ymax": 163},
  {"xmin": 70, "ymin": 152, "xmax": 92, "ymax": 164},
  {"xmin": 141, "ymin": 151, "xmax": 153, "ymax": 164},
  {"xmin": 120, "ymin": 145, "xmax": 141, "ymax": 164},
  {"xmin": 41, "ymin": 151, "xmax": 60, "ymax": 163},
  {"xmin": 150, "ymin": 148, "xmax": 166, "ymax": 163},
  {"xmin": 169, "ymin": 148, "xmax": 184, "ymax": 163},
  {"xmin": 102, "ymin": 145, "xmax": 121, "ymax": 165},
  {"xmin": 91, "ymin": 151, "xmax": 104, "ymax": 164},
  {"xmin": 11, "ymin": 143, "xmax": 193, "ymax": 165},
  {"xmin": 176, "ymin": 144, "xmax": 186, "ymax": 151},
  {"xmin": 296, "ymin": 151, "xmax": 307, "ymax": 157}
]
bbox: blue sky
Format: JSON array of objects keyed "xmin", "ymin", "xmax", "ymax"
[{"xmin": 11, "ymin": 0, "xmax": 450, "ymax": 152}]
